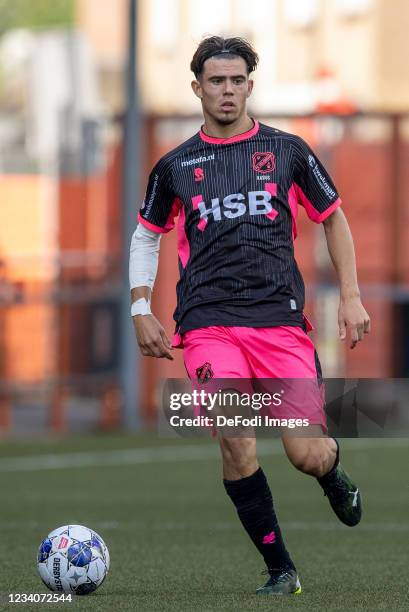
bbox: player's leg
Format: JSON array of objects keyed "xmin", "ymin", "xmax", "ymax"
[
  {"xmin": 237, "ymin": 326, "xmax": 362, "ymax": 526},
  {"xmin": 182, "ymin": 327, "xmax": 300, "ymax": 595},
  {"xmin": 282, "ymin": 434, "xmax": 362, "ymax": 526},
  {"xmin": 220, "ymin": 436, "xmax": 301, "ymax": 595},
  {"xmin": 281, "ymin": 429, "xmax": 337, "ymax": 478}
]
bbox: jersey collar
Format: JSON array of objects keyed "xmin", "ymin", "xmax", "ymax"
[{"xmin": 199, "ymin": 119, "xmax": 259, "ymax": 145}]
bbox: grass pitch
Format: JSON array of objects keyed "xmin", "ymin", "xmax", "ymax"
[{"xmin": 0, "ymin": 434, "xmax": 408, "ymax": 611}]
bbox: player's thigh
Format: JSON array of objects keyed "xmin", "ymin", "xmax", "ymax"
[
  {"xmin": 237, "ymin": 326, "xmax": 326, "ymax": 431},
  {"xmin": 238, "ymin": 325, "xmax": 319, "ymax": 378},
  {"xmin": 183, "ymin": 327, "xmax": 253, "ymax": 428},
  {"xmin": 183, "ymin": 326, "xmax": 252, "ymax": 379}
]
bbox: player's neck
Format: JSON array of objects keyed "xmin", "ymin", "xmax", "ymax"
[{"xmin": 201, "ymin": 115, "xmax": 254, "ymax": 140}]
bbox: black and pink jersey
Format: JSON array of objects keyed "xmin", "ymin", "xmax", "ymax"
[{"xmin": 138, "ymin": 120, "xmax": 341, "ymax": 334}]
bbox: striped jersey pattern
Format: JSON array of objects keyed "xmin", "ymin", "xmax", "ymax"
[{"xmin": 138, "ymin": 121, "xmax": 341, "ymax": 334}]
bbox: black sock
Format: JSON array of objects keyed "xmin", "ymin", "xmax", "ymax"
[
  {"xmin": 317, "ymin": 438, "xmax": 340, "ymax": 488},
  {"xmin": 224, "ymin": 467, "xmax": 295, "ymax": 574}
]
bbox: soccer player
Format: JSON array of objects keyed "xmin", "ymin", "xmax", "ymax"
[{"xmin": 130, "ymin": 36, "xmax": 370, "ymax": 595}]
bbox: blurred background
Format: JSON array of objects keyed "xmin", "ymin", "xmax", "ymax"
[{"xmin": 1, "ymin": 0, "xmax": 409, "ymax": 436}]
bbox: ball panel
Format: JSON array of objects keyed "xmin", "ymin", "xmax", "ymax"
[
  {"xmin": 87, "ymin": 557, "xmax": 106, "ymax": 584},
  {"xmin": 37, "ymin": 538, "xmax": 52, "ymax": 563},
  {"xmin": 90, "ymin": 532, "xmax": 109, "ymax": 567},
  {"xmin": 45, "ymin": 552, "xmax": 69, "ymax": 592},
  {"xmin": 104, "ymin": 544, "xmax": 110, "ymax": 571},
  {"xmin": 75, "ymin": 581, "xmax": 98, "ymax": 596},
  {"xmin": 37, "ymin": 563, "xmax": 53, "ymax": 590},
  {"xmin": 68, "ymin": 525, "xmax": 92, "ymax": 542},
  {"xmin": 66, "ymin": 565, "xmax": 88, "ymax": 588},
  {"xmin": 90, "ymin": 535, "xmax": 104, "ymax": 556},
  {"xmin": 67, "ymin": 543, "xmax": 92, "ymax": 567},
  {"xmin": 51, "ymin": 535, "xmax": 72, "ymax": 554},
  {"xmin": 90, "ymin": 529, "xmax": 105, "ymax": 544},
  {"xmin": 59, "ymin": 577, "xmax": 73, "ymax": 594}
]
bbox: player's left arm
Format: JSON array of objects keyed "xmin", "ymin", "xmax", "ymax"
[{"xmin": 323, "ymin": 207, "xmax": 371, "ymax": 349}]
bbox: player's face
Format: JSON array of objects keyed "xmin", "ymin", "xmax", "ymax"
[{"xmin": 192, "ymin": 57, "xmax": 253, "ymax": 126}]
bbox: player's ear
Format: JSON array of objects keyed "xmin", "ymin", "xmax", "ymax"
[
  {"xmin": 247, "ymin": 79, "xmax": 254, "ymax": 98},
  {"xmin": 191, "ymin": 80, "xmax": 202, "ymax": 99}
]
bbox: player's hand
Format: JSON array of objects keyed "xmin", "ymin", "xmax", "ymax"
[
  {"xmin": 338, "ymin": 296, "xmax": 371, "ymax": 349},
  {"xmin": 133, "ymin": 314, "xmax": 174, "ymax": 360}
]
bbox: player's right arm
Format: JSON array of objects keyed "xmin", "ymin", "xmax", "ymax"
[
  {"xmin": 130, "ymin": 224, "xmax": 173, "ymax": 360},
  {"xmin": 130, "ymin": 158, "xmax": 179, "ymax": 360}
]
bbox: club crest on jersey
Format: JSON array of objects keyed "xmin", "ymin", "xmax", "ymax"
[
  {"xmin": 252, "ymin": 152, "xmax": 275, "ymax": 174},
  {"xmin": 194, "ymin": 167, "xmax": 204, "ymax": 182},
  {"xmin": 196, "ymin": 362, "xmax": 214, "ymax": 383}
]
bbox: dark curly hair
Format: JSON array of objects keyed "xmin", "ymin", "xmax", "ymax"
[{"xmin": 190, "ymin": 36, "xmax": 259, "ymax": 79}]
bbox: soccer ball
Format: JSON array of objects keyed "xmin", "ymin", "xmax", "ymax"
[{"xmin": 37, "ymin": 524, "xmax": 110, "ymax": 596}]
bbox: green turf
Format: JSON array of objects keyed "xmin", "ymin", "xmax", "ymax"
[{"xmin": 0, "ymin": 436, "xmax": 408, "ymax": 611}]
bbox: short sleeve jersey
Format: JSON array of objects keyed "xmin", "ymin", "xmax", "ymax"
[{"xmin": 138, "ymin": 120, "xmax": 341, "ymax": 334}]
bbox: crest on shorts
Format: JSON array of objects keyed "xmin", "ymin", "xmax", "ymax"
[
  {"xmin": 252, "ymin": 151, "xmax": 275, "ymax": 174},
  {"xmin": 195, "ymin": 362, "xmax": 214, "ymax": 383}
]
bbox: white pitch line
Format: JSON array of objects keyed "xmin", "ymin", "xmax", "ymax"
[
  {"xmin": 0, "ymin": 520, "xmax": 408, "ymax": 533},
  {"xmin": 0, "ymin": 444, "xmax": 221, "ymax": 473},
  {"xmin": 0, "ymin": 438, "xmax": 408, "ymax": 473}
]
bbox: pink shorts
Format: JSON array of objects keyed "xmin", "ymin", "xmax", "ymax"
[{"xmin": 175, "ymin": 325, "xmax": 326, "ymax": 432}]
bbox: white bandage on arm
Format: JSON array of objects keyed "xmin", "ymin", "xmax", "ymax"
[{"xmin": 129, "ymin": 223, "xmax": 161, "ymax": 291}]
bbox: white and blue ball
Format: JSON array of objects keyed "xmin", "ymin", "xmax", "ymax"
[{"xmin": 37, "ymin": 524, "xmax": 110, "ymax": 595}]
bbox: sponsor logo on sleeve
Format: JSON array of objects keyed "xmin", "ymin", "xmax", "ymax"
[
  {"xmin": 144, "ymin": 173, "xmax": 159, "ymax": 216},
  {"xmin": 307, "ymin": 155, "xmax": 336, "ymax": 198}
]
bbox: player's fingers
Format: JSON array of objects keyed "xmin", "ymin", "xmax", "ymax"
[
  {"xmin": 160, "ymin": 328, "xmax": 173, "ymax": 350},
  {"xmin": 139, "ymin": 344, "xmax": 155, "ymax": 357},
  {"xmin": 350, "ymin": 326, "xmax": 359, "ymax": 349},
  {"xmin": 364, "ymin": 318, "xmax": 371, "ymax": 333},
  {"xmin": 141, "ymin": 338, "xmax": 163, "ymax": 358},
  {"xmin": 158, "ymin": 330, "xmax": 174, "ymax": 360},
  {"xmin": 357, "ymin": 323, "xmax": 364, "ymax": 342},
  {"xmin": 155, "ymin": 342, "xmax": 174, "ymax": 360},
  {"xmin": 157, "ymin": 347, "xmax": 174, "ymax": 360},
  {"xmin": 339, "ymin": 319, "xmax": 347, "ymax": 340},
  {"xmin": 151, "ymin": 336, "xmax": 174, "ymax": 360}
]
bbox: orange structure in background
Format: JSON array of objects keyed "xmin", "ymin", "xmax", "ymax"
[
  {"xmin": 0, "ymin": 142, "xmax": 123, "ymax": 434},
  {"xmin": 0, "ymin": 175, "xmax": 55, "ymax": 384}
]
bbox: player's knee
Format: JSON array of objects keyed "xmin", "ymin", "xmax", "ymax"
[{"xmin": 221, "ymin": 438, "xmax": 257, "ymax": 475}]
